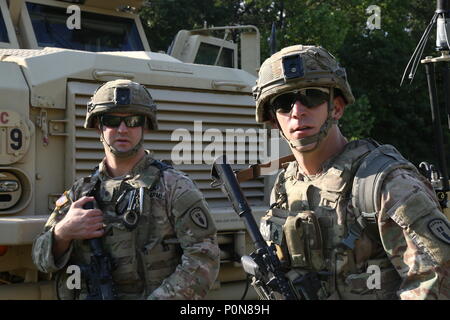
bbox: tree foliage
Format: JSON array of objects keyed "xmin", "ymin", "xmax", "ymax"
[{"xmin": 139, "ymin": 0, "xmax": 449, "ymax": 168}]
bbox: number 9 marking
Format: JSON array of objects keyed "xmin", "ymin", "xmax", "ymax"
[{"xmin": 10, "ymin": 128, "xmax": 23, "ymax": 151}]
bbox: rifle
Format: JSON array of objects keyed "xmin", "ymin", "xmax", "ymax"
[
  {"xmin": 211, "ymin": 155, "xmax": 311, "ymax": 300},
  {"xmin": 79, "ymin": 178, "xmax": 117, "ymax": 300}
]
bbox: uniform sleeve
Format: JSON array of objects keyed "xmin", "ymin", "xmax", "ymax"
[
  {"xmin": 378, "ymin": 168, "xmax": 450, "ymax": 300},
  {"xmin": 31, "ymin": 192, "xmax": 74, "ymax": 273},
  {"xmin": 147, "ymin": 171, "xmax": 220, "ymax": 300}
]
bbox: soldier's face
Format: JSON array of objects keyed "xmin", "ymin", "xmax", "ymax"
[
  {"xmin": 275, "ymin": 97, "xmax": 328, "ymax": 151},
  {"xmin": 274, "ymin": 95, "xmax": 346, "ymax": 153},
  {"xmin": 99, "ymin": 113, "xmax": 144, "ymax": 153}
]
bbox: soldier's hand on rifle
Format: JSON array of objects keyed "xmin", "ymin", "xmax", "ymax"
[{"xmin": 54, "ymin": 196, "xmax": 105, "ymax": 242}]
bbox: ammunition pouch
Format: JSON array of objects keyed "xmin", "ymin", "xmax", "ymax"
[
  {"xmin": 260, "ymin": 208, "xmax": 325, "ymax": 271},
  {"xmin": 257, "ymin": 208, "xmax": 329, "ymax": 300}
]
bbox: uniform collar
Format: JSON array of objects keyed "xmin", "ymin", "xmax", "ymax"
[
  {"xmin": 98, "ymin": 150, "xmax": 155, "ymax": 180},
  {"xmin": 292, "ymin": 139, "xmax": 366, "ymax": 181}
]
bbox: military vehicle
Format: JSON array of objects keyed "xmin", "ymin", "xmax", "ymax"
[{"xmin": 0, "ymin": 0, "xmax": 277, "ymax": 299}]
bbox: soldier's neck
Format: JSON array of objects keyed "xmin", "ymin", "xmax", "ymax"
[
  {"xmin": 104, "ymin": 149, "xmax": 146, "ymax": 177},
  {"xmin": 293, "ymin": 128, "xmax": 348, "ymax": 176}
]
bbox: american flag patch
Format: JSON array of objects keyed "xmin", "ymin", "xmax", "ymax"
[{"xmin": 55, "ymin": 192, "xmax": 69, "ymax": 209}]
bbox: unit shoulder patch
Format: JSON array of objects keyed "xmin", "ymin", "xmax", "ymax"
[
  {"xmin": 428, "ymin": 218, "xmax": 450, "ymax": 245},
  {"xmin": 189, "ymin": 207, "xmax": 208, "ymax": 229}
]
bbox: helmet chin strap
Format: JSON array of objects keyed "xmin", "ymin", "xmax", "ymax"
[{"xmin": 277, "ymin": 88, "xmax": 337, "ymax": 153}]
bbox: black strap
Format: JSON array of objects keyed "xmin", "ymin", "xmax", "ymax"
[{"xmin": 151, "ymin": 159, "xmax": 173, "ymax": 172}]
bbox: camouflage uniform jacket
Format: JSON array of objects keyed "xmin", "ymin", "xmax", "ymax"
[
  {"xmin": 268, "ymin": 139, "xmax": 450, "ymax": 300},
  {"xmin": 32, "ymin": 152, "xmax": 220, "ymax": 300}
]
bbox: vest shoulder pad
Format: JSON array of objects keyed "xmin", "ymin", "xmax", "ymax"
[{"xmin": 351, "ymin": 144, "xmax": 419, "ymax": 217}]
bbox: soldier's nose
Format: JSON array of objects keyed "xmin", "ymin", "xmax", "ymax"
[
  {"xmin": 291, "ymin": 100, "xmax": 308, "ymax": 118},
  {"xmin": 117, "ymin": 121, "xmax": 128, "ymax": 132}
]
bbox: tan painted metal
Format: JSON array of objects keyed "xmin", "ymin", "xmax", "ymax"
[
  {"xmin": 170, "ymin": 25, "xmax": 260, "ymax": 77},
  {"xmin": 0, "ymin": 216, "xmax": 48, "ymax": 244},
  {"xmin": 0, "ymin": 281, "xmax": 55, "ymax": 300}
]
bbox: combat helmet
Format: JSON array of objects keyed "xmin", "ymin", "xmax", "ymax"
[
  {"xmin": 253, "ymin": 45, "xmax": 355, "ymax": 151},
  {"xmin": 84, "ymin": 79, "xmax": 158, "ymax": 130},
  {"xmin": 85, "ymin": 79, "xmax": 157, "ymax": 158},
  {"xmin": 253, "ymin": 44, "xmax": 354, "ymax": 123}
]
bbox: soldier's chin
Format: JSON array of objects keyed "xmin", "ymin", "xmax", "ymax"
[
  {"xmin": 112, "ymin": 150, "xmax": 135, "ymax": 158},
  {"xmin": 114, "ymin": 141, "xmax": 139, "ymax": 152},
  {"xmin": 111, "ymin": 145, "xmax": 139, "ymax": 158},
  {"xmin": 115, "ymin": 145, "xmax": 132, "ymax": 152}
]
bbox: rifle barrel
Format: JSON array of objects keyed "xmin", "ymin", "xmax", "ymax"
[{"xmin": 212, "ymin": 156, "xmax": 267, "ymax": 250}]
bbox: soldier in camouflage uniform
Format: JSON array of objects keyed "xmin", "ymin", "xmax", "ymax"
[
  {"xmin": 252, "ymin": 45, "xmax": 450, "ymax": 299},
  {"xmin": 32, "ymin": 79, "xmax": 220, "ymax": 300}
]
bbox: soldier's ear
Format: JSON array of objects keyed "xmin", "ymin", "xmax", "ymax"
[
  {"xmin": 332, "ymin": 95, "xmax": 346, "ymax": 120},
  {"xmin": 95, "ymin": 119, "xmax": 103, "ymax": 134},
  {"xmin": 269, "ymin": 111, "xmax": 280, "ymax": 129}
]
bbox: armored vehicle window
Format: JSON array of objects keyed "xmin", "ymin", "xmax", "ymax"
[
  {"xmin": 26, "ymin": 3, "xmax": 144, "ymax": 51},
  {"xmin": 194, "ymin": 43, "xmax": 234, "ymax": 68},
  {"xmin": 0, "ymin": 7, "xmax": 8, "ymax": 43}
]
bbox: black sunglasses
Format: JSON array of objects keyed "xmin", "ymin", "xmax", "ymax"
[
  {"xmin": 100, "ymin": 115, "xmax": 145, "ymax": 128},
  {"xmin": 271, "ymin": 88, "xmax": 330, "ymax": 113}
]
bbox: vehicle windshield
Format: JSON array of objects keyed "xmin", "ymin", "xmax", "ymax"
[
  {"xmin": 26, "ymin": 3, "xmax": 144, "ymax": 52},
  {"xmin": 194, "ymin": 43, "xmax": 234, "ymax": 68},
  {"xmin": 0, "ymin": 7, "xmax": 9, "ymax": 43}
]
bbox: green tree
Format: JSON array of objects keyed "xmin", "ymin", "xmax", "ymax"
[
  {"xmin": 139, "ymin": 0, "xmax": 449, "ymax": 169},
  {"xmin": 139, "ymin": 0, "xmax": 243, "ymax": 52},
  {"xmin": 336, "ymin": 0, "xmax": 446, "ymax": 168}
]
